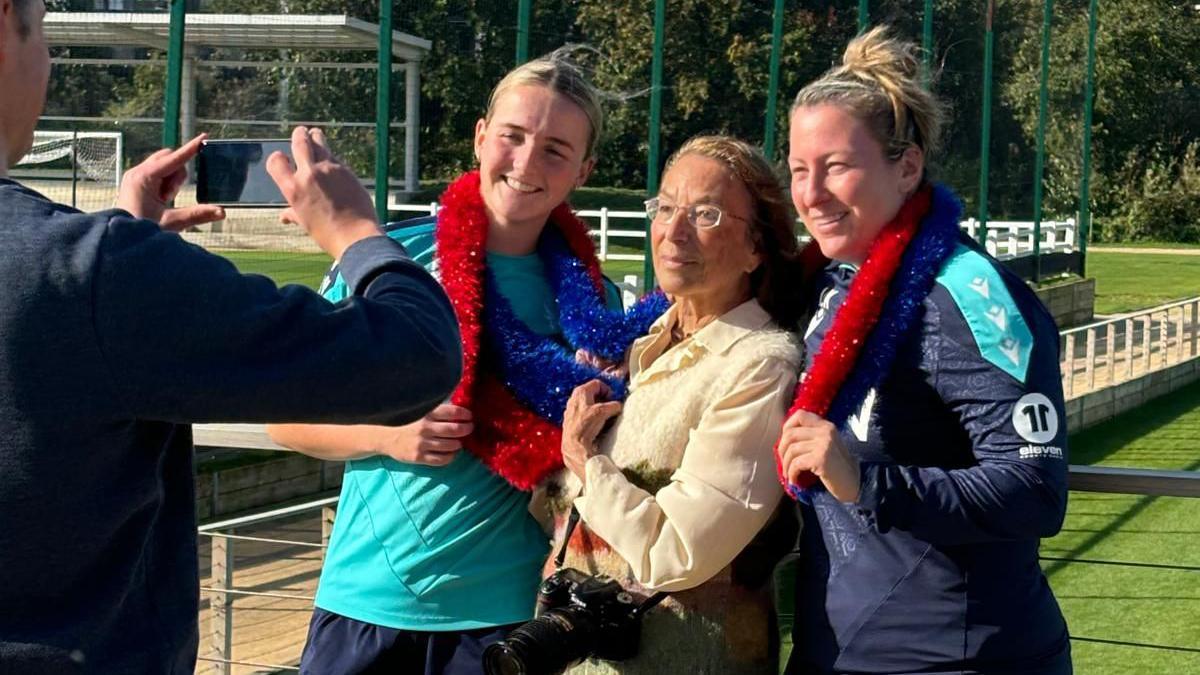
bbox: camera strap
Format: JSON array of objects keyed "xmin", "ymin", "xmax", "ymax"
[
  {"xmin": 554, "ymin": 506, "xmax": 669, "ymax": 617},
  {"xmin": 553, "ymin": 506, "xmax": 581, "ymax": 569}
]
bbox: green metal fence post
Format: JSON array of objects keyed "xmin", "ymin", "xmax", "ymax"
[
  {"xmin": 375, "ymin": 0, "xmax": 395, "ymax": 225},
  {"xmin": 516, "ymin": 0, "xmax": 531, "ymax": 65},
  {"xmin": 977, "ymin": 0, "xmax": 995, "ymax": 246},
  {"xmin": 1032, "ymin": 0, "xmax": 1054, "ymax": 283},
  {"xmin": 162, "ymin": 0, "xmax": 186, "ymax": 148},
  {"xmin": 70, "ymin": 130, "xmax": 78, "ymax": 208},
  {"xmin": 644, "ymin": 0, "xmax": 665, "ymax": 291},
  {"xmin": 1078, "ymin": 0, "xmax": 1099, "ymax": 277},
  {"xmin": 763, "ymin": 0, "xmax": 785, "ymax": 162},
  {"xmin": 922, "ymin": 0, "xmax": 934, "ymax": 81},
  {"xmin": 858, "ymin": 0, "xmax": 870, "ymax": 33}
]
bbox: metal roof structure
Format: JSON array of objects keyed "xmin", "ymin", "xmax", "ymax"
[
  {"xmin": 44, "ymin": 13, "xmax": 430, "ymax": 60},
  {"xmin": 41, "ymin": 12, "xmax": 429, "ymax": 194}
]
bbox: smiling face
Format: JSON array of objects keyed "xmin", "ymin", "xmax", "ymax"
[
  {"xmin": 0, "ymin": 0, "xmax": 50, "ymax": 173},
  {"xmin": 651, "ymin": 153, "xmax": 761, "ymax": 309},
  {"xmin": 473, "ymin": 84, "xmax": 595, "ymax": 238},
  {"xmin": 787, "ymin": 103, "xmax": 922, "ymax": 264}
]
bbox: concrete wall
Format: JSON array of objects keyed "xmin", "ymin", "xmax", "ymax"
[
  {"xmin": 196, "ymin": 452, "xmax": 343, "ymax": 520},
  {"xmin": 1036, "ymin": 277, "xmax": 1096, "ymax": 329},
  {"xmin": 1066, "ymin": 357, "xmax": 1200, "ymax": 432}
]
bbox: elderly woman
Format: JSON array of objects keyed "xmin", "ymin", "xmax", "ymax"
[
  {"xmin": 530, "ymin": 135, "xmax": 807, "ymax": 674},
  {"xmin": 776, "ymin": 27, "xmax": 1072, "ymax": 674},
  {"xmin": 267, "ymin": 52, "xmax": 653, "ymax": 675}
]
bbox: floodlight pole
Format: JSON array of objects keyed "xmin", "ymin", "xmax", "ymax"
[
  {"xmin": 1078, "ymin": 0, "xmax": 1099, "ymax": 277},
  {"xmin": 1032, "ymin": 0, "xmax": 1054, "ymax": 283},
  {"xmin": 375, "ymin": 0, "xmax": 394, "ymax": 225},
  {"xmin": 516, "ymin": 0, "xmax": 531, "ymax": 65},
  {"xmin": 922, "ymin": 0, "xmax": 934, "ymax": 81},
  {"xmin": 644, "ymin": 0, "xmax": 665, "ymax": 291},
  {"xmin": 763, "ymin": 0, "xmax": 785, "ymax": 162},
  {"xmin": 163, "ymin": 0, "xmax": 186, "ymax": 148},
  {"xmin": 977, "ymin": 0, "xmax": 996, "ymax": 246}
]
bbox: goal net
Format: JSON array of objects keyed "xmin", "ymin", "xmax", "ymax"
[{"xmin": 14, "ymin": 131, "xmax": 123, "ymax": 211}]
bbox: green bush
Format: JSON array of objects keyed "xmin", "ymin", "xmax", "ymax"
[{"xmin": 1097, "ymin": 141, "xmax": 1200, "ymax": 243}]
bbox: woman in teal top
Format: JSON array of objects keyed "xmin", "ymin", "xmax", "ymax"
[{"xmin": 268, "ymin": 52, "xmax": 645, "ymax": 675}]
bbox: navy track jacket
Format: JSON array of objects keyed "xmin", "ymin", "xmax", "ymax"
[
  {"xmin": 0, "ymin": 179, "xmax": 462, "ymax": 674},
  {"xmin": 788, "ymin": 235, "xmax": 1072, "ymax": 675}
]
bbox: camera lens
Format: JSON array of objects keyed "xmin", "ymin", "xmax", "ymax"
[
  {"xmin": 481, "ymin": 609, "xmax": 595, "ymax": 675},
  {"xmin": 482, "ymin": 643, "xmax": 528, "ymax": 675}
]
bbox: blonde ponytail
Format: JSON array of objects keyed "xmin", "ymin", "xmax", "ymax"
[{"xmin": 792, "ymin": 27, "xmax": 945, "ymax": 161}]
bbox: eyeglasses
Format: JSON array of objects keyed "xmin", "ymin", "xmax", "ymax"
[{"xmin": 644, "ymin": 197, "xmax": 747, "ymax": 230}]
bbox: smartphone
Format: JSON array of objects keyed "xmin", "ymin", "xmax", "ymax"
[{"xmin": 196, "ymin": 139, "xmax": 292, "ymax": 207}]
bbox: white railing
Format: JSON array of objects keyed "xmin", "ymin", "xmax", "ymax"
[
  {"xmin": 962, "ymin": 218, "xmax": 1078, "ymax": 261},
  {"xmin": 1060, "ymin": 296, "xmax": 1200, "ymax": 399},
  {"xmin": 388, "ymin": 201, "xmax": 1076, "ymax": 263}
]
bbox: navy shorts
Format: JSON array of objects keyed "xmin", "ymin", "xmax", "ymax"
[{"xmin": 298, "ymin": 607, "xmax": 521, "ymax": 675}]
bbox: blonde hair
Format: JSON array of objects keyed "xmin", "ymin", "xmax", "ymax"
[
  {"xmin": 664, "ymin": 135, "xmax": 807, "ymax": 327},
  {"xmin": 485, "ymin": 48, "xmax": 605, "ymax": 160},
  {"xmin": 792, "ymin": 26, "xmax": 945, "ymax": 161}
]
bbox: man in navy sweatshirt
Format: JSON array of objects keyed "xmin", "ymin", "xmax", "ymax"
[{"xmin": 0, "ymin": 1, "xmax": 462, "ymax": 672}]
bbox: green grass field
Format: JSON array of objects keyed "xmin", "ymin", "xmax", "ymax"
[
  {"xmin": 220, "ymin": 250, "xmax": 333, "ymax": 289},
  {"xmin": 217, "ymin": 244, "xmax": 651, "ymax": 291},
  {"xmin": 1086, "ymin": 251, "xmax": 1200, "ymax": 315},
  {"xmin": 1093, "ymin": 241, "xmax": 1200, "ymax": 250},
  {"xmin": 218, "ymin": 247, "xmax": 1200, "ymax": 315},
  {"xmin": 408, "ymin": 181, "xmax": 646, "ymax": 212},
  {"xmin": 1045, "ymin": 380, "xmax": 1200, "ymax": 674}
]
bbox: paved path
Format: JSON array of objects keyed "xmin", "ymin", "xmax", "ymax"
[{"xmin": 1091, "ymin": 247, "xmax": 1200, "ymax": 255}]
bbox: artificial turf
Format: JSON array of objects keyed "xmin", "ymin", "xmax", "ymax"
[{"xmin": 1044, "ymin": 379, "xmax": 1200, "ymax": 673}]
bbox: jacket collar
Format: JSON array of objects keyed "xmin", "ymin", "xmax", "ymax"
[{"xmin": 630, "ymin": 298, "xmax": 774, "ymax": 384}]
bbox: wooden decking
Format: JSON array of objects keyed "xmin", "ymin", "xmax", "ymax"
[{"xmin": 196, "ymin": 513, "xmax": 324, "ymax": 674}]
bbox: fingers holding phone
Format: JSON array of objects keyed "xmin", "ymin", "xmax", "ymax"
[
  {"xmin": 117, "ymin": 134, "xmax": 225, "ymax": 229},
  {"xmin": 266, "ymin": 126, "xmax": 381, "ymax": 261}
]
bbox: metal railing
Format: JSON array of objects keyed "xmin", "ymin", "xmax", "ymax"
[
  {"xmin": 386, "ymin": 201, "xmax": 1078, "ymax": 264},
  {"xmin": 191, "ymin": 462, "xmax": 1199, "ymax": 673},
  {"xmin": 197, "ymin": 498, "xmax": 338, "ymax": 674},
  {"xmin": 1060, "ymin": 296, "xmax": 1200, "ymax": 399}
]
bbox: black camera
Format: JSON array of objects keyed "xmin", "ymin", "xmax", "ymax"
[{"xmin": 482, "ymin": 567, "xmax": 650, "ymax": 675}]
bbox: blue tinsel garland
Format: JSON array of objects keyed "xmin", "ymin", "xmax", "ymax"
[
  {"xmin": 484, "ymin": 229, "xmax": 669, "ymax": 425},
  {"xmin": 826, "ymin": 185, "xmax": 963, "ymax": 428},
  {"xmin": 789, "ymin": 185, "xmax": 963, "ymax": 501}
]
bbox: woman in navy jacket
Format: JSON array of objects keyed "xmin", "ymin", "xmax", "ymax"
[{"xmin": 776, "ymin": 27, "xmax": 1072, "ymax": 674}]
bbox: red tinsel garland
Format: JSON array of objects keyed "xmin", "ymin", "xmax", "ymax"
[
  {"xmin": 435, "ymin": 171, "xmax": 606, "ymax": 490},
  {"xmin": 777, "ymin": 186, "xmax": 932, "ymax": 491}
]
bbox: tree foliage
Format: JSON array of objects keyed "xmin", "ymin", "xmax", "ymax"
[
  {"xmin": 1002, "ymin": 0, "xmax": 1200, "ymax": 240},
  {"xmin": 39, "ymin": 1, "xmax": 1200, "ymax": 239}
]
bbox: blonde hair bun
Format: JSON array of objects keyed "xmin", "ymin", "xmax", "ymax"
[{"xmin": 793, "ymin": 26, "xmax": 945, "ymax": 162}]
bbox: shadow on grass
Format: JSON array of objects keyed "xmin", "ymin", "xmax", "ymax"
[
  {"xmin": 1071, "ymin": 636, "xmax": 1200, "ymax": 655},
  {"xmin": 1068, "ymin": 379, "xmax": 1200, "ymax": 466},
  {"xmin": 1044, "ymin": 380, "xmax": 1200, "ymax": 579}
]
